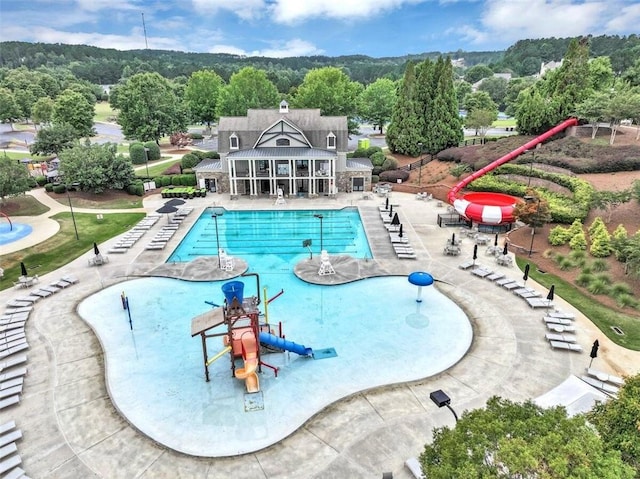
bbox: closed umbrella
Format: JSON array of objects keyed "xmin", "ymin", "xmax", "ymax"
[
  {"xmin": 472, "ymin": 244, "xmax": 478, "ymax": 266},
  {"xmin": 388, "ymin": 205, "xmax": 393, "ymax": 218},
  {"xmin": 494, "ymin": 234, "xmax": 499, "ymax": 247},
  {"xmin": 451, "ymin": 233, "xmax": 456, "ymax": 245},
  {"xmin": 385, "ymin": 197, "xmax": 389, "ymax": 210},
  {"xmin": 391, "ymin": 213, "xmax": 400, "ymax": 226},
  {"xmin": 399, "ymin": 224, "xmax": 404, "ymax": 238},
  {"xmin": 502, "ymin": 242, "xmax": 508, "ymax": 256},
  {"xmin": 523, "ymin": 264, "xmax": 530, "ymax": 284},
  {"xmin": 546, "ymin": 284, "xmax": 555, "ymax": 301},
  {"xmin": 20, "ymin": 262, "xmax": 28, "ymax": 277},
  {"xmin": 94, "ymin": 242, "xmax": 100, "ymax": 255},
  {"xmin": 589, "ymin": 339, "xmax": 599, "ymax": 367}
]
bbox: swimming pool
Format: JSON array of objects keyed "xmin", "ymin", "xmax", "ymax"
[
  {"xmin": 78, "ymin": 207, "xmax": 473, "ymax": 457},
  {"xmin": 167, "ymin": 208, "xmax": 372, "ymax": 263}
]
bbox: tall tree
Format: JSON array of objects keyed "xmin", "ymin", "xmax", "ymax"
[
  {"xmin": 216, "ymin": 67, "xmax": 280, "ymax": 117},
  {"xmin": 0, "ymin": 157, "xmax": 31, "ymax": 204},
  {"xmin": 588, "ymin": 373, "xmax": 640, "ymax": 475},
  {"xmin": 465, "ymin": 109, "xmax": 498, "ymax": 143},
  {"xmin": 463, "ymin": 64, "xmax": 494, "ymax": 84},
  {"xmin": 0, "ymin": 87, "xmax": 22, "ymax": 130},
  {"xmin": 184, "ymin": 70, "xmax": 224, "ymax": 130},
  {"xmin": 386, "ymin": 62, "xmax": 421, "ymax": 156},
  {"xmin": 357, "ymin": 78, "xmax": 397, "ymax": 134},
  {"xmin": 574, "ymin": 91, "xmax": 610, "ymax": 139},
  {"xmin": 420, "ymin": 396, "xmax": 635, "ymax": 479},
  {"xmin": 31, "ymin": 96, "xmax": 54, "ymax": 130},
  {"xmin": 52, "ymin": 89, "xmax": 95, "ymax": 139},
  {"xmin": 292, "ymin": 67, "xmax": 363, "ymax": 134},
  {"xmin": 477, "ymin": 76, "xmax": 509, "ymax": 110},
  {"xmin": 116, "ymin": 72, "xmax": 187, "ymax": 143},
  {"xmin": 548, "ymin": 37, "xmax": 593, "ymax": 118},
  {"xmin": 59, "ymin": 142, "xmax": 134, "ymax": 193},
  {"xmin": 30, "ymin": 124, "xmax": 78, "ymax": 156},
  {"xmin": 515, "ymin": 86, "xmax": 560, "ymax": 135},
  {"xmin": 463, "ymin": 91, "xmax": 497, "ymax": 114},
  {"xmin": 606, "ymin": 87, "xmax": 640, "ymax": 144}
]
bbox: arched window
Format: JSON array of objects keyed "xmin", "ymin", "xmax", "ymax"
[
  {"xmin": 326, "ymin": 132, "xmax": 336, "ymax": 149},
  {"xmin": 229, "ymin": 133, "xmax": 239, "ymax": 150},
  {"xmin": 276, "ymin": 138, "xmax": 290, "ymax": 146}
]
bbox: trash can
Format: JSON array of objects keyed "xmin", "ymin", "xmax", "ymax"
[{"xmin": 222, "ymin": 281, "xmax": 244, "ymax": 305}]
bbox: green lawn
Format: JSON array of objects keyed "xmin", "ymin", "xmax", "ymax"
[
  {"xmin": 516, "ymin": 257, "xmax": 640, "ymax": 350},
  {"xmin": 0, "ymin": 211, "xmax": 145, "ymax": 291},
  {"xmin": 135, "ymin": 159, "xmax": 181, "ymax": 177},
  {"xmin": 0, "ymin": 195, "xmax": 50, "ymax": 216},
  {"xmin": 94, "ymin": 101, "xmax": 116, "ymax": 122},
  {"xmin": 493, "ymin": 119, "xmax": 517, "ymax": 127}
]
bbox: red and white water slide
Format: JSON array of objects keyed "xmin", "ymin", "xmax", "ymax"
[{"xmin": 447, "ymin": 118, "xmax": 579, "ymax": 225}]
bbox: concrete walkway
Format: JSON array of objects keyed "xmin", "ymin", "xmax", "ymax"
[{"xmin": 2, "ymin": 190, "xmax": 639, "ymax": 478}]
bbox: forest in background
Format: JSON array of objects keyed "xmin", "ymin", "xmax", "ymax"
[{"xmin": 1, "ymin": 34, "xmax": 638, "ymax": 86}]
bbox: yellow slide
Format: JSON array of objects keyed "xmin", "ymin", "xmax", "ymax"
[{"xmin": 234, "ymin": 333, "xmax": 260, "ymax": 393}]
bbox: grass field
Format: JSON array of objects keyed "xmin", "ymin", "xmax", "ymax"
[
  {"xmin": 492, "ymin": 119, "xmax": 518, "ymax": 127},
  {"xmin": 0, "ymin": 195, "xmax": 50, "ymax": 216},
  {"xmin": 94, "ymin": 101, "xmax": 116, "ymax": 122},
  {"xmin": 135, "ymin": 159, "xmax": 181, "ymax": 177}
]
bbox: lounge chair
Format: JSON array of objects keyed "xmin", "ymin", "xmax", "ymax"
[
  {"xmin": 580, "ymin": 375, "xmax": 620, "ymax": 395},
  {"xmin": 31, "ymin": 289, "xmax": 53, "ymax": 298},
  {"xmin": 0, "ymin": 355, "xmax": 27, "ymax": 372},
  {"xmin": 0, "ymin": 323, "xmax": 25, "ymax": 334},
  {"xmin": 0, "ymin": 395, "xmax": 20, "ymax": 410},
  {"xmin": 526, "ymin": 297, "xmax": 554, "ymax": 309},
  {"xmin": 0, "ymin": 342, "xmax": 29, "ymax": 360},
  {"xmin": 458, "ymin": 260, "xmax": 474, "ymax": 270},
  {"xmin": 545, "ymin": 323, "xmax": 576, "ymax": 333},
  {"xmin": 514, "ymin": 288, "xmax": 542, "ymax": 299},
  {"xmin": 397, "ymin": 253, "xmax": 417, "ymax": 259},
  {"xmin": 542, "ymin": 316, "xmax": 572, "ymax": 326},
  {"xmin": 471, "ymin": 267, "xmax": 492, "ymax": 278},
  {"xmin": 0, "ymin": 384, "xmax": 22, "ymax": 400},
  {"xmin": 405, "ymin": 457, "xmax": 425, "ymax": 478},
  {"xmin": 503, "ymin": 282, "xmax": 524, "ymax": 291},
  {"xmin": 495, "ymin": 278, "xmax": 515, "ymax": 287},
  {"xmin": 0, "ymin": 331, "xmax": 26, "ymax": 344},
  {"xmin": 547, "ymin": 311, "xmax": 575, "ymax": 320},
  {"xmin": 545, "ymin": 333, "xmax": 576, "ymax": 343},
  {"xmin": 0, "ymin": 427, "xmax": 22, "ymax": 447},
  {"xmin": 5, "ymin": 301, "xmax": 31, "ymax": 309},
  {"xmin": 486, "ymin": 272, "xmax": 506, "ymax": 281},
  {"xmin": 0, "ymin": 453, "xmax": 22, "ymax": 475},
  {"xmin": 586, "ymin": 368, "xmax": 624, "ymax": 387},
  {"xmin": 0, "ymin": 367, "xmax": 27, "ymax": 382},
  {"xmin": 549, "ymin": 341, "xmax": 582, "ymax": 352},
  {"xmin": 0, "ymin": 339, "xmax": 27, "ymax": 354}
]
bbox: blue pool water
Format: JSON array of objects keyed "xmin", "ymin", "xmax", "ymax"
[
  {"xmin": 0, "ymin": 222, "xmax": 32, "ymax": 245},
  {"xmin": 78, "ymin": 207, "xmax": 473, "ymax": 457}
]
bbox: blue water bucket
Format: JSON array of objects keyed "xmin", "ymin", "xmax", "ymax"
[{"xmin": 222, "ymin": 281, "xmax": 244, "ymax": 305}]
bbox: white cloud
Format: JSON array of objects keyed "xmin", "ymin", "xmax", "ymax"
[
  {"xmin": 75, "ymin": 0, "xmax": 140, "ymax": 12},
  {"xmin": 450, "ymin": 24, "xmax": 488, "ymax": 44},
  {"xmin": 269, "ymin": 0, "xmax": 424, "ymax": 23},
  {"xmin": 209, "ymin": 39, "xmax": 323, "ymax": 58},
  {"xmin": 191, "ymin": 0, "xmax": 267, "ymax": 21},
  {"xmin": 605, "ymin": 4, "xmax": 640, "ymax": 32}
]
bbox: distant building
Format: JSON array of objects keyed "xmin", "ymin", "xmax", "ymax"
[
  {"xmin": 539, "ymin": 60, "xmax": 563, "ymax": 77},
  {"xmin": 471, "ymin": 73, "xmax": 513, "ymax": 91},
  {"xmin": 194, "ymin": 101, "xmax": 373, "ymax": 198},
  {"xmin": 451, "ymin": 58, "xmax": 465, "ymax": 68}
]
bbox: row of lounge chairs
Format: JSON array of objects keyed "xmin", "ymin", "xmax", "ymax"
[
  {"xmin": 379, "ymin": 204, "xmax": 416, "ymax": 259},
  {"xmin": 108, "ymin": 215, "xmax": 161, "ymax": 253},
  {"xmin": 580, "ymin": 367, "xmax": 623, "ymax": 396},
  {"xmin": 144, "ymin": 207, "xmax": 194, "ymax": 251},
  {"xmin": 0, "ymin": 421, "xmax": 27, "ymax": 478}
]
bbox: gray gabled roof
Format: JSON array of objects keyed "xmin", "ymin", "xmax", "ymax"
[
  {"xmin": 193, "ymin": 159, "xmax": 222, "ymax": 172},
  {"xmin": 346, "ymin": 158, "xmax": 373, "ymax": 170},
  {"xmin": 219, "ymin": 109, "xmax": 346, "ymax": 133},
  {"xmin": 228, "ymin": 147, "xmax": 336, "ymax": 158}
]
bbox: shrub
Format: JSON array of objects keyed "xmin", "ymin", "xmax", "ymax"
[
  {"xmin": 569, "ymin": 231, "xmax": 587, "ymax": 250},
  {"xmin": 450, "ymin": 163, "xmax": 472, "ymax": 179},
  {"xmin": 365, "ymin": 146, "xmax": 383, "ymax": 157},
  {"xmin": 558, "ymin": 257, "xmax": 574, "ymax": 270},
  {"xmin": 576, "ymin": 272, "xmax": 593, "ymax": 287},
  {"xmin": 143, "ymin": 141, "xmax": 161, "ymax": 161},
  {"xmin": 181, "ymin": 174, "xmax": 197, "ymax": 186},
  {"xmin": 181, "ymin": 153, "xmax": 200, "ymax": 169},
  {"xmin": 189, "ymin": 132, "xmax": 204, "ymax": 140},
  {"xmin": 52, "ymin": 184, "xmax": 66, "ymax": 194},
  {"xmin": 44, "ymin": 183, "xmax": 54, "ymax": 192},
  {"xmin": 615, "ymin": 294, "xmax": 638, "ymax": 308},
  {"xmin": 548, "ymin": 225, "xmax": 571, "ymax": 245},
  {"xmin": 381, "ymin": 157, "xmax": 398, "ymax": 171},
  {"xmin": 371, "ymin": 175, "xmax": 380, "ymax": 184},
  {"xmin": 35, "ymin": 175, "xmax": 47, "ymax": 187},
  {"xmin": 370, "ymin": 151, "xmax": 386, "ymax": 167},
  {"xmin": 580, "ymin": 264, "xmax": 593, "ymax": 275},
  {"xmin": 590, "ymin": 232, "xmax": 613, "ymax": 257},
  {"xmin": 594, "ymin": 273, "xmax": 612, "ymax": 284},
  {"xmin": 171, "ymin": 175, "xmax": 182, "ymax": 186},
  {"xmin": 568, "ymin": 249, "xmax": 587, "ymax": 267},
  {"xmin": 587, "ymin": 279, "xmax": 610, "ymax": 295},
  {"xmin": 610, "ymin": 282, "xmax": 632, "ymax": 296},
  {"xmin": 129, "ymin": 142, "xmax": 146, "ymax": 164},
  {"xmin": 379, "ymin": 169, "xmax": 410, "ymax": 183},
  {"xmin": 591, "ymin": 259, "xmax": 609, "ymax": 272},
  {"xmin": 588, "ymin": 217, "xmax": 607, "ymax": 237},
  {"xmin": 553, "ymin": 253, "xmax": 567, "ymax": 265}
]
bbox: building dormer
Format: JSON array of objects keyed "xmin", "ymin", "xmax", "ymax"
[
  {"xmin": 326, "ymin": 132, "xmax": 336, "ymax": 150},
  {"xmin": 279, "ymin": 100, "xmax": 289, "ymax": 114},
  {"xmin": 229, "ymin": 132, "xmax": 239, "ymax": 150}
]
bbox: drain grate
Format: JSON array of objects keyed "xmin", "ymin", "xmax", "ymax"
[{"xmin": 611, "ymin": 326, "xmax": 625, "ymax": 335}]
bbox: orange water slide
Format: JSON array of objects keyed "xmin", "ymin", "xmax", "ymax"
[
  {"xmin": 234, "ymin": 332, "xmax": 260, "ymax": 393},
  {"xmin": 447, "ymin": 118, "xmax": 578, "ymax": 225}
]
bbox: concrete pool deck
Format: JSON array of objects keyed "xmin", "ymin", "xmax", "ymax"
[{"xmin": 4, "ymin": 189, "xmax": 640, "ymax": 478}]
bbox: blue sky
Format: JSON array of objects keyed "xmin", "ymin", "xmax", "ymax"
[{"xmin": 1, "ymin": 0, "xmax": 639, "ymax": 58}]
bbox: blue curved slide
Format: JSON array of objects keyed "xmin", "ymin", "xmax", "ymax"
[{"xmin": 259, "ymin": 332, "xmax": 313, "ymax": 357}]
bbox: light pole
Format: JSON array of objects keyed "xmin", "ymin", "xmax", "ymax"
[
  {"xmin": 524, "ymin": 195, "xmax": 540, "ymax": 257},
  {"xmin": 66, "ymin": 183, "xmax": 80, "ymax": 240},
  {"xmin": 143, "ymin": 147, "xmax": 150, "ymax": 179},
  {"xmin": 430, "ymin": 389, "xmax": 458, "ymax": 422},
  {"xmin": 212, "ymin": 211, "xmax": 221, "ymax": 268},
  {"xmin": 417, "ymin": 142, "xmax": 424, "ymax": 187},
  {"xmin": 313, "ymin": 214, "xmax": 324, "ymax": 252}
]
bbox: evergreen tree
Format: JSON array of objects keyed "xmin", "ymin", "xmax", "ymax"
[
  {"xmin": 425, "ymin": 57, "xmax": 463, "ymax": 153},
  {"xmin": 386, "ymin": 62, "xmax": 421, "ymax": 155}
]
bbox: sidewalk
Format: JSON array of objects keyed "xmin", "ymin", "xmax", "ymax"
[{"xmin": 2, "ymin": 191, "xmax": 639, "ymax": 478}]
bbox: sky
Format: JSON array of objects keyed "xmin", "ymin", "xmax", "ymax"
[{"xmin": 1, "ymin": 0, "xmax": 639, "ymax": 58}]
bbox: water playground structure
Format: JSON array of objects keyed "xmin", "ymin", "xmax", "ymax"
[
  {"xmin": 447, "ymin": 118, "xmax": 579, "ymax": 225},
  {"xmin": 191, "ymin": 275, "xmax": 314, "ymax": 393}
]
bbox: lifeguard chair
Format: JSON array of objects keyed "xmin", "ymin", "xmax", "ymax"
[{"xmin": 318, "ymin": 250, "xmax": 335, "ymax": 276}]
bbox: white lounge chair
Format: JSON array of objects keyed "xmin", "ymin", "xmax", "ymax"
[
  {"xmin": 405, "ymin": 457, "xmax": 425, "ymax": 478},
  {"xmin": 527, "ymin": 297, "xmax": 554, "ymax": 309},
  {"xmin": 549, "ymin": 341, "xmax": 582, "ymax": 352},
  {"xmin": 547, "ymin": 311, "xmax": 575, "ymax": 320},
  {"xmin": 546, "ymin": 333, "xmax": 576, "ymax": 343},
  {"xmin": 580, "ymin": 375, "xmax": 619, "ymax": 395},
  {"xmin": 586, "ymin": 368, "xmax": 624, "ymax": 386},
  {"xmin": 545, "ymin": 323, "xmax": 576, "ymax": 333},
  {"xmin": 542, "ymin": 316, "xmax": 572, "ymax": 326}
]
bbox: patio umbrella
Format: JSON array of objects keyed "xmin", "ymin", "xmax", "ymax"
[
  {"xmin": 156, "ymin": 204, "xmax": 179, "ymax": 222},
  {"xmin": 472, "ymin": 244, "xmax": 478, "ymax": 266},
  {"xmin": 546, "ymin": 284, "xmax": 555, "ymax": 301},
  {"xmin": 391, "ymin": 213, "xmax": 400, "ymax": 226},
  {"xmin": 523, "ymin": 264, "xmax": 530, "ymax": 283},
  {"xmin": 388, "ymin": 205, "xmax": 393, "ymax": 217},
  {"xmin": 451, "ymin": 233, "xmax": 456, "ymax": 245},
  {"xmin": 165, "ymin": 198, "xmax": 186, "ymax": 207},
  {"xmin": 93, "ymin": 242, "xmax": 100, "ymax": 255},
  {"xmin": 502, "ymin": 242, "xmax": 508, "ymax": 256},
  {"xmin": 494, "ymin": 234, "xmax": 499, "ymax": 247},
  {"xmin": 20, "ymin": 262, "xmax": 28, "ymax": 277},
  {"xmin": 589, "ymin": 339, "xmax": 599, "ymax": 367},
  {"xmin": 385, "ymin": 197, "xmax": 389, "ymax": 210},
  {"xmin": 399, "ymin": 224, "xmax": 404, "ymax": 238}
]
